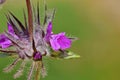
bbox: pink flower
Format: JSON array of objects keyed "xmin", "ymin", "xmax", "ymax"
[
  {"xmin": 8, "ymin": 23, "xmax": 19, "ymax": 39},
  {"xmin": 50, "ymin": 32, "xmax": 72, "ymax": 51},
  {"xmin": 0, "ymin": 23, "xmax": 18, "ymax": 48},
  {"xmin": 45, "ymin": 22, "xmax": 52, "ymax": 42},
  {"xmin": 0, "ymin": 34, "xmax": 12, "ymax": 48},
  {"xmin": 45, "ymin": 22, "xmax": 72, "ymax": 51}
]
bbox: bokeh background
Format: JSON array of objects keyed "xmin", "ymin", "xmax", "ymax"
[{"xmin": 0, "ymin": 0, "xmax": 120, "ymax": 80}]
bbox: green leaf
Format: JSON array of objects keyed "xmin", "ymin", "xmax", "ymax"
[
  {"xmin": 63, "ymin": 51, "xmax": 80, "ymax": 59},
  {"xmin": 51, "ymin": 50, "xmax": 80, "ymax": 59}
]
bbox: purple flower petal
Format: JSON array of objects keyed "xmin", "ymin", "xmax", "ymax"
[
  {"xmin": 0, "ymin": 23, "xmax": 19, "ymax": 49},
  {"xmin": 45, "ymin": 22, "xmax": 52, "ymax": 42},
  {"xmin": 50, "ymin": 35, "xmax": 60, "ymax": 50},
  {"xmin": 44, "ymin": 22, "xmax": 72, "ymax": 51},
  {"xmin": 50, "ymin": 32, "xmax": 72, "ymax": 51},
  {"xmin": 57, "ymin": 33, "xmax": 71, "ymax": 49},
  {"xmin": 7, "ymin": 23, "xmax": 19, "ymax": 39},
  {"xmin": 0, "ymin": 34, "xmax": 12, "ymax": 48},
  {"xmin": 8, "ymin": 23, "xmax": 14, "ymax": 34}
]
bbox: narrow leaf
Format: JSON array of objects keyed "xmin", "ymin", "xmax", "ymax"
[
  {"xmin": 37, "ymin": 1, "xmax": 40, "ymax": 25},
  {"xmin": 63, "ymin": 51, "xmax": 80, "ymax": 59},
  {"xmin": 9, "ymin": 12, "xmax": 26, "ymax": 32}
]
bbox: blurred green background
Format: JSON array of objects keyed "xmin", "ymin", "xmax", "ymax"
[{"xmin": 0, "ymin": 0, "xmax": 120, "ymax": 80}]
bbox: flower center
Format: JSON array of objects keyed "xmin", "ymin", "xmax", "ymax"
[{"xmin": 33, "ymin": 52, "xmax": 42, "ymax": 61}]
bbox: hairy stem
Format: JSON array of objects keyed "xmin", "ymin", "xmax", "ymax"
[{"xmin": 35, "ymin": 61, "xmax": 42, "ymax": 80}]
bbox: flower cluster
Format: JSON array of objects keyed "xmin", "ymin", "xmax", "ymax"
[
  {"xmin": 0, "ymin": 0, "xmax": 80, "ymax": 80},
  {"xmin": 0, "ymin": 22, "xmax": 72, "ymax": 52}
]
